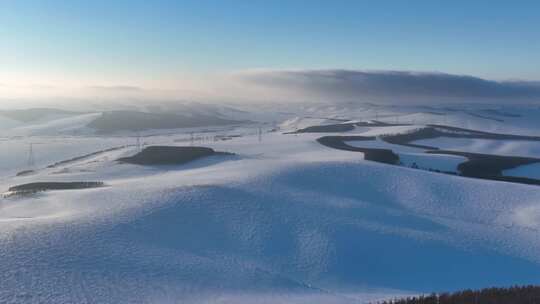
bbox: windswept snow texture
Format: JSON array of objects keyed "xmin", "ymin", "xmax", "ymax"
[{"xmin": 2, "ymin": 103, "xmax": 540, "ymax": 303}]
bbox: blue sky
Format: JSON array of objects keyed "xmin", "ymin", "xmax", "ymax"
[{"xmin": 1, "ymin": 0, "xmax": 539, "ymax": 101}]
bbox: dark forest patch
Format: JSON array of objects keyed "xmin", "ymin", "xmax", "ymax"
[
  {"xmin": 317, "ymin": 136, "xmax": 400, "ymax": 164},
  {"xmin": 293, "ymin": 123, "xmax": 356, "ymax": 133},
  {"xmin": 374, "ymin": 285, "xmax": 540, "ymax": 304},
  {"xmin": 465, "ymin": 112, "xmax": 504, "ymax": 122},
  {"xmin": 117, "ymin": 146, "xmax": 233, "ymax": 166},
  {"xmin": 427, "ymin": 150, "xmax": 540, "ymax": 185},
  {"xmin": 6, "ymin": 182, "xmax": 105, "ymax": 197},
  {"xmin": 9, "ymin": 181, "xmax": 104, "ymax": 192},
  {"xmin": 316, "ymin": 129, "xmax": 540, "ymax": 186},
  {"xmin": 291, "ymin": 121, "xmax": 410, "ymax": 134},
  {"xmin": 381, "ymin": 125, "xmax": 540, "ymax": 149},
  {"xmin": 421, "ymin": 111, "xmax": 446, "ymax": 115},
  {"xmin": 16, "ymin": 170, "xmax": 36, "ymax": 177}
]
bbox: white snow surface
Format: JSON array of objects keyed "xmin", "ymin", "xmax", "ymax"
[
  {"xmin": 2, "ymin": 105, "xmax": 540, "ymax": 303},
  {"xmin": 412, "ymin": 137, "xmax": 540, "ymax": 157},
  {"xmin": 504, "ymin": 163, "xmax": 540, "ymax": 180},
  {"xmin": 398, "ymin": 153, "xmax": 465, "ymax": 173}
]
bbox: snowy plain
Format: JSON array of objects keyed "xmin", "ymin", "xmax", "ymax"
[{"xmin": 1, "ymin": 104, "xmax": 540, "ymax": 303}]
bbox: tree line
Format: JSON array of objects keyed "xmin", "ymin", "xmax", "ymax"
[{"xmin": 376, "ymin": 285, "xmax": 540, "ymax": 304}]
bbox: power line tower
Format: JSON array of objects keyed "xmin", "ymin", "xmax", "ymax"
[
  {"xmin": 258, "ymin": 126, "xmax": 262, "ymax": 142},
  {"xmin": 135, "ymin": 132, "xmax": 142, "ymax": 151},
  {"xmin": 190, "ymin": 132, "xmax": 194, "ymax": 146},
  {"xmin": 27, "ymin": 143, "xmax": 35, "ymax": 168}
]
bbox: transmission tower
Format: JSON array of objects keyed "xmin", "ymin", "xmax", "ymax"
[{"xmin": 135, "ymin": 132, "xmax": 142, "ymax": 151}]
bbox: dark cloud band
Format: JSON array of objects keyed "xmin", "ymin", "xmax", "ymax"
[{"xmin": 240, "ymin": 70, "xmax": 540, "ymax": 103}]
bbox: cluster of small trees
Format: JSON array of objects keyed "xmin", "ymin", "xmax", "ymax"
[
  {"xmin": 377, "ymin": 286, "xmax": 540, "ymax": 304},
  {"xmin": 401, "ymin": 162, "xmax": 458, "ymax": 176}
]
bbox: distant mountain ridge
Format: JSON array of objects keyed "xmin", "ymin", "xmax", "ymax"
[
  {"xmin": 87, "ymin": 110, "xmax": 245, "ymax": 133},
  {"xmin": 0, "ymin": 108, "xmax": 84, "ymax": 123},
  {"xmin": 0, "ymin": 105, "xmax": 249, "ymax": 135}
]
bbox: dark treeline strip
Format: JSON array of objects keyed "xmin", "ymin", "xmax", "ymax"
[
  {"xmin": 429, "ymin": 125, "xmax": 540, "ymax": 140},
  {"xmin": 291, "ymin": 121, "xmax": 409, "ymax": 134},
  {"xmin": 302, "ymin": 116, "xmax": 350, "ymax": 122},
  {"xmin": 16, "ymin": 170, "xmax": 35, "ymax": 177},
  {"xmin": 481, "ymin": 109, "xmax": 522, "ymax": 118},
  {"xmin": 375, "ymin": 285, "xmax": 540, "ymax": 304},
  {"xmin": 313, "ymin": 124, "xmax": 540, "ymax": 186},
  {"xmin": 293, "ymin": 124, "xmax": 356, "ymax": 133},
  {"xmin": 316, "ymin": 136, "xmax": 399, "ymax": 164},
  {"xmin": 466, "ymin": 112, "xmax": 505, "ymax": 122},
  {"xmin": 316, "ymin": 135, "xmax": 540, "ymax": 186},
  {"xmin": 381, "ymin": 125, "xmax": 540, "ymax": 149},
  {"xmin": 8, "ymin": 182, "xmax": 104, "ymax": 192},
  {"xmin": 47, "ymin": 146, "xmax": 128, "ymax": 168}
]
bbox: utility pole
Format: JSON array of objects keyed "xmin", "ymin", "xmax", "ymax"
[
  {"xmin": 258, "ymin": 126, "xmax": 262, "ymax": 142},
  {"xmin": 28, "ymin": 143, "xmax": 35, "ymax": 168},
  {"xmin": 190, "ymin": 132, "xmax": 194, "ymax": 146}
]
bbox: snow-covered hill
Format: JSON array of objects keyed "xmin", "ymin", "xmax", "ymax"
[
  {"xmin": 0, "ymin": 115, "xmax": 23, "ymax": 130},
  {"xmin": 8, "ymin": 112, "xmax": 101, "ymax": 136}
]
